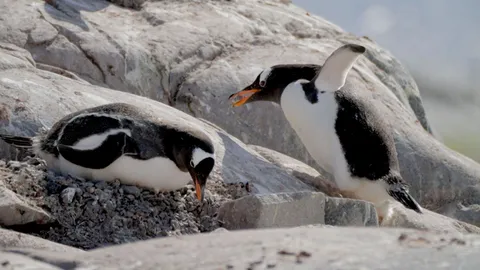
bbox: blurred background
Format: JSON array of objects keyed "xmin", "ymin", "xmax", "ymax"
[{"xmin": 294, "ymin": 0, "xmax": 480, "ymax": 162}]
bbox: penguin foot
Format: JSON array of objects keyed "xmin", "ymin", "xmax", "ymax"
[
  {"xmin": 377, "ymin": 213, "xmax": 384, "ymax": 225},
  {"xmin": 374, "ymin": 200, "xmax": 394, "ymax": 226}
]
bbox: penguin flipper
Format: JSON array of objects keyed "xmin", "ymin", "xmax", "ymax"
[
  {"xmin": 57, "ymin": 144, "xmax": 118, "ymax": 169},
  {"xmin": 121, "ymin": 133, "xmax": 141, "ymax": 157},
  {"xmin": 0, "ymin": 134, "xmax": 34, "ymax": 148},
  {"xmin": 58, "ymin": 133, "xmax": 139, "ymax": 170}
]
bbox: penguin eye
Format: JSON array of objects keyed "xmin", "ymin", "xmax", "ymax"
[
  {"xmin": 259, "ymin": 80, "xmax": 266, "ymax": 87},
  {"xmin": 190, "ymin": 159, "xmax": 195, "ymax": 168}
]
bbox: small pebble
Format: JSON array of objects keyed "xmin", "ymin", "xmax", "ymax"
[
  {"xmin": 7, "ymin": 161, "xmax": 22, "ymax": 170},
  {"xmin": 61, "ymin": 187, "xmax": 76, "ymax": 204},
  {"xmin": 94, "ymin": 181, "xmax": 108, "ymax": 189},
  {"xmin": 123, "ymin": 185, "xmax": 141, "ymax": 196},
  {"xmin": 0, "ymin": 155, "xmax": 241, "ymax": 250}
]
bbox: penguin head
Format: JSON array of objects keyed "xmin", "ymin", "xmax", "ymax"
[
  {"xmin": 229, "ymin": 64, "xmax": 320, "ymax": 106},
  {"xmin": 229, "ymin": 43, "xmax": 366, "ymax": 106},
  {"xmin": 187, "ymin": 147, "xmax": 215, "ymax": 202},
  {"xmin": 172, "ymin": 136, "xmax": 215, "ymax": 202}
]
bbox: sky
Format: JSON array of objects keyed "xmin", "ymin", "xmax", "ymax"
[{"xmin": 293, "ymin": 0, "xmax": 480, "ymax": 90}]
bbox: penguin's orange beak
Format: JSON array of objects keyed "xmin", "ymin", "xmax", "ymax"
[
  {"xmin": 228, "ymin": 89, "xmax": 260, "ymax": 107},
  {"xmin": 188, "ymin": 171, "xmax": 205, "ymax": 202},
  {"xmin": 195, "ymin": 179, "xmax": 203, "ymax": 201},
  {"xmin": 191, "ymin": 176, "xmax": 205, "ymax": 201}
]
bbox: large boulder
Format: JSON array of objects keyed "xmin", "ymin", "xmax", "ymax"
[
  {"xmin": 0, "ymin": 36, "xmax": 479, "ymax": 253},
  {"xmin": 0, "ymin": 43, "xmax": 314, "ymax": 197},
  {"xmin": 2, "ymin": 227, "xmax": 480, "ymax": 269},
  {"xmin": 0, "ymin": 0, "xmax": 434, "ymax": 166},
  {"xmin": 0, "ymin": 228, "xmax": 83, "ymax": 253},
  {"xmin": 0, "ymin": 0, "xmax": 479, "ymax": 226},
  {"xmin": 0, "ymin": 43, "xmax": 478, "ymax": 246}
]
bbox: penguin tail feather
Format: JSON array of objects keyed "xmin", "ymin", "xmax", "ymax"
[
  {"xmin": 388, "ymin": 188, "xmax": 423, "ymax": 214},
  {"xmin": 0, "ymin": 134, "xmax": 34, "ymax": 148},
  {"xmin": 385, "ymin": 174, "xmax": 423, "ymax": 214}
]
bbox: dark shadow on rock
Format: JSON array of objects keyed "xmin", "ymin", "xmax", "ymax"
[{"xmin": 43, "ymin": 0, "xmax": 110, "ymax": 31}]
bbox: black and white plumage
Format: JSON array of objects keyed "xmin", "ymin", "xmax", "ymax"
[
  {"xmin": 229, "ymin": 44, "xmax": 422, "ymax": 219},
  {"xmin": 0, "ymin": 103, "xmax": 215, "ymax": 201}
]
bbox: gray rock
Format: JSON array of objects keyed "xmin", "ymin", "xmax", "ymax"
[
  {"xmin": 0, "ymin": 186, "xmax": 52, "ymax": 226},
  {"xmin": 122, "ymin": 185, "xmax": 141, "ymax": 196},
  {"xmin": 217, "ymin": 191, "xmax": 325, "ymax": 230},
  {"xmin": 438, "ymin": 202, "xmax": 480, "ymax": 227},
  {"xmin": 248, "ymin": 144, "xmax": 342, "ymax": 197},
  {"xmin": 382, "ymin": 202, "xmax": 480, "ymax": 234},
  {"xmin": 247, "ymin": 144, "xmax": 480, "ymax": 233},
  {"xmin": 60, "ymin": 187, "xmax": 76, "ymax": 204},
  {"xmin": 0, "ymin": 228, "xmax": 83, "ymax": 253},
  {"xmin": 0, "ymin": 252, "xmax": 63, "ymax": 270},
  {"xmin": 0, "ymin": 43, "xmax": 35, "ymax": 71},
  {"xmin": 324, "ymin": 197, "xmax": 379, "ymax": 227},
  {"xmin": 107, "ymin": 0, "xmax": 147, "ymax": 10},
  {"xmin": 3, "ymin": 227, "xmax": 480, "ymax": 270},
  {"xmin": 210, "ymin": 227, "xmax": 229, "ymax": 233},
  {"xmin": 1, "ymin": 0, "xmax": 480, "ymax": 227},
  {"xmin": 297, "ymin": 224, "xmax": 334, "ymax": 229},
  {"xmin": 0, "ymin": 37, "xmax": 477, "ymax": 246},
  {"xmin": 0, "ymin": 43, "xmax": 316, "ymax": 197},
  {"xmin": 0, "ymin": 0, "xmax": 432, "ymax": 157}
]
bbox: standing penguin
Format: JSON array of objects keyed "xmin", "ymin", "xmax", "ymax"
[
  {"xmin": 229, "ymin": 44, "xmax": 422, "ymax": 220},
  {"xmin": 0, "ymin": 103, "xmax": 215, "ymax": 201}
]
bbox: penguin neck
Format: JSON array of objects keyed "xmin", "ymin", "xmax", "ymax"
[
  {"xmin": 161, "ymin": 129, "xmax": 189, "ymax": 171},
  {"xmin": 166, "ymin": 130, "xmax": 213, "ymax": 172},
  {"xmin": 168, "ymin": 137, "xmax": 190, "ymax": 172}
]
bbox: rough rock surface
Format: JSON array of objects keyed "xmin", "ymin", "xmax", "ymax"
[
  {"xmin": 1, "ymin": 0, "xmax": 479, "ymax": 226},
  {"xmin": 247, "ymin": 145, "xmax": 480, "ymax": 232},
  {"xmin": 0, "ymin": 186, "xmax": 52, "ymax": 227},
  {"xmin": 249, "ymin": 144, "xmax": 341, "ymax": 196},
  {"xmin": 2, "ymin": 0, "xmax": 479, "ymax": 217},
  {"xmin": 0, "ymin": 253, "xmax": 63, "ymax": 270},
  {"xmin": 0, "ymin": 43, "xmax": 315, "ymax": 196},
  {"xmin": 218, "ymin": 191, "xmax": 326, "ymax": 230},
  {"xmin": 382, "ymin": 203, "xmax": 480, "ymax": 234},
  {"xmin": 107, "ymin": 0, "xmax": 146, "ymax": 10},
  {"xmin": 2, "ymin": 227, "xmax": 480, "ymax": 270},
  {"xmin": 0, "ymin": 36, "xmax": 479, "ymax": 252},
  {"xmin": 324, "ymin": 197, "xmax": 378, "ymax": 227},
  {"xmin": 0, "ymin": 0, "xmax": 479, "ymax": 258},
  {"xmin": 0, "ymin": 228, "xmax": 83, "ymax": 253},
  {"xmin": 0, "ymin": 160, "xmax": 53, "ymax": 227},
  {"xmin": 0, "ymin": 156, "xmax": 249, "ymax": 250}
]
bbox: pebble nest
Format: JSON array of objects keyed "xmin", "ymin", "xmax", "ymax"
[{"xmin": 0, "ymin": 156, "xmax": 249, "ymax": 250}]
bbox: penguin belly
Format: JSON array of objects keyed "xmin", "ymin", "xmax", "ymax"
[
  {"xmin": 280, "ymin": 88, "xmax": 360, "ymax": 191},
  {"xmin": 41, "ymin": 150, "xmax": 191, "ymax": 191}
]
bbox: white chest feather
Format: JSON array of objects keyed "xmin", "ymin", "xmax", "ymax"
[
  {"xmin": 40, "ymin": 152, "xmax": 191, "ymax": 192},
  {"xmin": 280, "ymin": 83, "xmax": 352, "ymax": 190}
]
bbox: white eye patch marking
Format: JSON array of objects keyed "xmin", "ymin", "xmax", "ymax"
[
  {"xmin": 259, "ymin": 67, "xmax": 272, "ymax": 86},
  {"xmin": 191, "ymin": 147, "xmax": 214, "ymax": 168}
]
